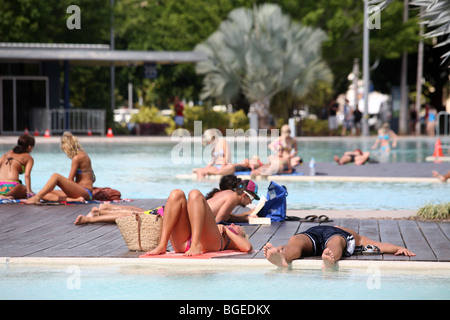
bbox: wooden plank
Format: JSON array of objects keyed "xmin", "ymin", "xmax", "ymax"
[
  {"xmin": 417, "ymin": 221, "xmax": 450, "ymax": 261},
  {"xmin": 378, "ymin": 220, "xmax": 409, "ymax": 261},
  {"xmin": 248, "ymin": 223, "xmax": 282, "ymax": 258},
  {"xmin": 397, "ymin": 220, "xmax": 436, "ymax": 261},
  {"xmin": 357, "ymin": 219, "xmax": 382, "ymax": 261},
  {"xmin": 338, "ymin": 219, "xmax": 359, "ymax": 232},
  {"xmin": 1, "ymin": 199, "xmax": 447, "ymax": 261}
]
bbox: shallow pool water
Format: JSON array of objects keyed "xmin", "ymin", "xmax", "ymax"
[
  {"xmin": 1, "ymin": 263, "xmax": 449, "ymax": 300},
  {"xmin": 1, "ymin": 138, "xmax": 448, "ymax": 210}
]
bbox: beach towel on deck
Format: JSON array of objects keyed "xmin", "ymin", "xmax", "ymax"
[
  {"xmin": 0, "ymin": 198, "xmax": 131, "ymax": 205},
  {"xmin": 139, "ymin": 250, "xmax": 249, "ymax": 259}
]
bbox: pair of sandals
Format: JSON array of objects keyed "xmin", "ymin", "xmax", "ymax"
[{"xmin": 286, "ymin": 215, "xmax": 333, "ymax": 222}]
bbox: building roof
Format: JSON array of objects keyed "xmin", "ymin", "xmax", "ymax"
[{"xmin": 0, "ymin": 43, "xmax": 206, "ymax": 66}]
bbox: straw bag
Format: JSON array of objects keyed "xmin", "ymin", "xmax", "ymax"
[{"xmin": 116, "ymin": 212, "xmax": 162, "ymax": 251}]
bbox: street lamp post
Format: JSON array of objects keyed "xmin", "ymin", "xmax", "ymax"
[{"xmin": 362, "ymin": 0, "xmax": 370, "ymax": 136}]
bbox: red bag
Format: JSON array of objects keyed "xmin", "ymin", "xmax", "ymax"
[{"xmin": 92, "ymin": 187, "xmax": 122, "ymax": 201}]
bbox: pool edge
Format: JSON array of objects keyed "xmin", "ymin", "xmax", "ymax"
[{"xmin": 2, "ymin": 256, "xmax": 449, "ymax": 271}]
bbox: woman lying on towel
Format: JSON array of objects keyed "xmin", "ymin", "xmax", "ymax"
[
  {"xmin": 26, "ymin": 132, "xmax": 95, "ymax": 204},
  {"xmin": 145, "ymin": 189, "xmax": 252, "ymax": 256},
  {"xmin": 0, "ymin": 135, "xmax": 35, "ymax": 199}
]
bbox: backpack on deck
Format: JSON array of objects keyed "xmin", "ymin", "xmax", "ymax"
[{"xmin": 258, "ymin": 182, "xmax": 287, "ymax": 222}]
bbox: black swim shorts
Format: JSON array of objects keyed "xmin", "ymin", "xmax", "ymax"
[{"xmin": 298, "ymin": 226, "xmax": 356, "ymax": 257}]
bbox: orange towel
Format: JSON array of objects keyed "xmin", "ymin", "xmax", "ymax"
[{"xmin": 139, "ymin": 250, "xmax": 249, "ymax": 259}]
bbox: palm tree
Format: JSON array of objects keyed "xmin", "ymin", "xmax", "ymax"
[
  {"xmin": 194, "ymin": 4, "xmax": 333, "ymax": 129},
  {"xmin": 410, "ymin": 0, "xmax": 450, "ymax": 66}
]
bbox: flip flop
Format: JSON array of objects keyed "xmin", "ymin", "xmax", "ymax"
[
  {"xmin": 363, "ymin": 244, "xmax": 381, "ymax": 254},
  {"xmin": 317, "ymin": 215, "xmax": 333, "ymax": 223},
  {"xmin": 298, "ymin": 215, "xmax": 318, "ymax": 222}
]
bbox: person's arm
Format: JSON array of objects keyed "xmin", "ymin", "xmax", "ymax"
[
  {"xmin": 24, "ymin": 157, "xmax": 34, "ymax": 193},
  {"xmin": 222, "ymin": 226, "xmax": 253, "ymax": 252},
  {"xmin": 68, "ymin": 155, "xmax": 80, "ymax": 181},
  {"xmin": 359, "ymin": 235, "xmax": 416, "ymax": 256}
]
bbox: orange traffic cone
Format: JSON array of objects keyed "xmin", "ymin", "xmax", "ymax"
[
  {"xmin": 87, "ymin": 129, "xmax": 92, "ymax": 136},
  {"xmin": 24, "ymin": 128, "xmax": 29, "ymax": 135},
  {"xmin": 44, "ymin": 129, "xmax": 50, "ymax": 138},
  {"xmin": 106, "ymin": 128, "xmax": 114, "ymax": 138},
  {"xmin": 432, "ymin": 138, "xmax": 443, "ymax": 162},
  {"xmin": 33, "ymin": 129, "xmax": 39, "ymax": 136}
]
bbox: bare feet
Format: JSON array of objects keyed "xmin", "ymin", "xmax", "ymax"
[
  {"xmin": 432, "ymin": 170, "xmax": 445, "ymax": 182},
  {"xmin": 184, "ymin": 243, "xmax": 203, "ymax": 256},
  {"xmin": 334, "ymin": 155, "xmax": 341, "ymax": 164},
  {"xmin": 144, "ymin": 244, "xmax": 167, "ymax": 256},
  {"xmin": 74, "ymin": 215, "xmax": 90, "ymax": 225},
  {"xmin": 25, "ymin": 195, "xmax": 41, "ymax": 204},
  {"xmin": 66, "ymin": 196, "xmax": 85, "ymax": 203},
  {"xmin": 86, "ymin": 207, "xmax": 100, "ymax": 218},
  {"xmin": 321, "ymin": 248, "xmax": 336, "ymax": 268},
  {"xmin": 264, "ymin": 243, "xmax": 289, "ymax": 267}
]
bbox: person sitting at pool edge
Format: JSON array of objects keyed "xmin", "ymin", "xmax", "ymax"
[
  {"xmin": 264, "ymin": 225, "xmax": 416, "ymax": 269},
  {"xmin": 26, "ymin": 131, "xmax": 96, "ymax": 204},
  {"xmin": 74, "ymin": 178, "xmax": 260, "ymax": 224},
  {"xmin": 0, "ymin": 134, "xmax": 35, "ymax": 199}
]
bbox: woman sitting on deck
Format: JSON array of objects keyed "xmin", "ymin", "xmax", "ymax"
[
  {"xmin": 26, "ymin": 132, "xmax": 95, "ymax": 204},
  {"xmin": 0, "ymin": 135, "xmax": 35, "ymax": 199},
  {"xmin": 193, "ymin": 129, "xmax": 235, "ymax": 181}
]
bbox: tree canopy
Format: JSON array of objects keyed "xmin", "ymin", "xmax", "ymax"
[{"xmin": 0, "ymin": 0, "xmax": 447, "ymax": 122}]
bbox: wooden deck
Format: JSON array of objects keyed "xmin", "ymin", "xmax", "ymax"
[{"xmin": 0, "ymin": 199, "xmax": 449, "ymax": 262}]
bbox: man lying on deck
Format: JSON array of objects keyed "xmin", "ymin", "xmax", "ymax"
[
  {"xmin": 264, "ymin": 225, "xmax": 416, "ymax": 269},
  {"xmin": 74, "ymin": 179, "xmax": 260, "ymax": 225}
]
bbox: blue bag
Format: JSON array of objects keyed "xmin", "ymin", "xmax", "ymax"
[{"xmin": 259, "ymin": 182, "xmax": 288, "ymax": 222}]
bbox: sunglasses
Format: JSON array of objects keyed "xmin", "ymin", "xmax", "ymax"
[{"xmin": 243, "ymin": 190, "xmax": 254, "ymax": 201}]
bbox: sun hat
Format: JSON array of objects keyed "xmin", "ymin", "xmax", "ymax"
[{"xmin": 239, "ymin": 180, "xmax": 260, "ymax": 201}]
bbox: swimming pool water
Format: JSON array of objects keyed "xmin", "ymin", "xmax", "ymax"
[
  {"xmin": 0, "ymin": 138, "xmax": 448, "ymax": 210},
  {"xmin": 1, "ymin": 263, "xmax": 449, "ymax": 300}
]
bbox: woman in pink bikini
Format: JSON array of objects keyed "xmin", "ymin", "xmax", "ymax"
[
  {"xmin": 0, "ymin": 135, "xmax": 35, "ymax": 199},
  {"xmin": 145, "ymin": 181, "xmax": 256, "ymax": 256},
  {"xmin": 26, "ymin": 131, "xmax": 95, "ymax": 204}
]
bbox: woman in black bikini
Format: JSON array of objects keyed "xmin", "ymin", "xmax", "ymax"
[
  {"xmin": 0, "ymin": 135, "xmax": 35, "ymax": 199},
  {"xmin": 26, "ymin": 131, "xmax": 95, "ymax": 204}
]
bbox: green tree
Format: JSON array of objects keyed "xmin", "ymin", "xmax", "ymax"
[{"xmin": 194, "ymin": 4, "xmax": 332, "ymax": 129}]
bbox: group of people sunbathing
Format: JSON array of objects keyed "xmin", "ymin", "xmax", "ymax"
[
  {"xmin": 1, "ymin": 129, "xmax": 441, "ymax": 268},
  {"xmin": 194, "ymin": 125, "xmax": 302, "ymax": 180},
  {"xmin": 73, "ymin": 174, "xmax": 415, "ymax": 267},
  {"xmin": 0, "ymin": 132, "xmax": 95, "ymax": 203},
  {"xmin": 194, "ymin": 122, "xmax": 402, "ymax": 179}
]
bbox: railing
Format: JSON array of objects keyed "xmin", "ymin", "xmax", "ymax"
[{"xmin": 31, "ymin": 108, "xmax": 105, "ymax": 136}]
